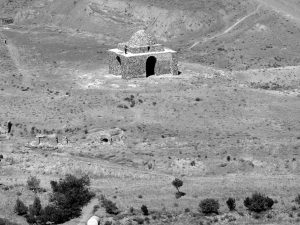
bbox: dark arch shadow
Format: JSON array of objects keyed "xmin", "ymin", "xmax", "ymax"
[
  {"xmin": 116, "ymin": 56, "xmax": 121, "ymax": 65},
  {"xmin": 146, "ymin": 56, "xmax": 156, "ymax": 77}
]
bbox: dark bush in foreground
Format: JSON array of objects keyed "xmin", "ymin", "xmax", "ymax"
[
  {"xmin": 226, "ymin": 197, "xmax": 236, "ymax": 211},
  {"xmin": 199, "ymin": 199, "xmax": 220, "ymax": 214},
  {"xmin": 18, "ymin": 174, "xmax": 94, "ymax": 225},
  {"xmin": 26, "ymin": 196, "xmax": 43, "ymax": 224},
  {"xmin": 100, "ymin": 195, "xmax": 119, "ymax": 215},
  {"xmin": 244, "ymin": 192, "xmax": 274, "ymax": 213},
  {"xmin": 47, "ymin": 174, "xmax": 95, "ymax": 221},
  {"xmin": 14, "ymin": 198, "xmax": 28, "ymax": 216},
  {"xmin": 141, "ymin": 205, "xmax": 149, "ymax": 216}
]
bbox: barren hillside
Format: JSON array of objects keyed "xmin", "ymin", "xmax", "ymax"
[
  {"xmin": 0, "ymin": 1, "xmax": 300, "ymax": 225},
  {"xmin": 1, "ymin": 0, "xmax": 300, "ymax": 70}
]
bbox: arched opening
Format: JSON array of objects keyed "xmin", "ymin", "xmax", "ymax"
[
  {"xmin": 146, "ymin": 56, "xmax": 156, "ymax": 77},
  {"xmin": 116, "ymin": 56, "xmax": 121, "ymax": 65}
]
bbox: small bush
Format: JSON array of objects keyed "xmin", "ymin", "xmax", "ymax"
[
  {"xmin": 27, "ymin": 176, "xmax": 40, "ymax": 193},
  {"xmin": 172, "ymin": 178, "xmax": 183, "ymax": 192},
  {"xmin": 100, "ymin": 195, "xmax": 119, "ymax": 215},
  {"xmin": 199, "ymin": 199, "xmax": 220, "ymax": 214},
  {"xmin": 226, "ymin": 198, "xmax": 236, "ymax": 211},
  {"xmin": 244, "ymin": 192, "xmax": 274, "ymax": 213},
  {"xmin": 141, "ymin": 205, "xmax": 149, "ymax": 216},
  {"xmin": 14, "ymin": 198, "xmax": 28, "ymax": 215},
  {"xmin": 133, "ymin": 217, "xmax": 144, "ymax": 224},
  {"xmin": 175, "ymin": 191, "xmax": 186, "ymax": 199},
  {"xmin": 184, "ymin": 208, "xmax": 190, "ymax": 213}
]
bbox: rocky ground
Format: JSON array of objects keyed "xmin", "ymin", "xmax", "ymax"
[{"xmin": 0, "ymin": 0, "xmax": 300, "ymax": 225}]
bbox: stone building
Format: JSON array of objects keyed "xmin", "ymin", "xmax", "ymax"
[{"xmin": 108, "ymin": 30, "xmax": 178, "ymax": 79}]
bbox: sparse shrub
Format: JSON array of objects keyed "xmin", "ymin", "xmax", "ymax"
[
  {"xmin": 117, "ymin": 104, "xmax": 129, "ymax": 109},
  {"xmin": 138, "ymin": 194, "xmax": 143, "ymax": 199},
  {"xmin": 295, "ymin": 194, "xmax": 300, "ymax": 205},
  {"xmin": 253, "ymin": 213, "xmax": 261, "ymax": 219},
  {"xmin": 227, "ymin": 156, "xmax": 231, "ymax": 161},
  {"xmin": 144, "ymin": 217, "xmax": 150, "ymax": 223},
  {"xmin": 291, "ymin": 205, "xmax": 297, "ymax": 211},
  {"xmin": 93, "ymin": 205, "xmax": 100, "ymax": 214},
  {"xmin": 184, "ymin": 208, "xmax": 190, "ymax": 213},
  {"xmin": 100, "ymin": 195, "xmax": 119, "ymax": 215},
  {"xmin": 104, "ymin": 221, "xmax": 112, "ymax": 225},
  {"xmin": 129, "ymin": 207, "xmax": 135, "ymax": 214},
  {"xmin": 244, "ymin": 192, "xmax": 274, "ymax": 213},
  {"xmin": 133, "ymin": 217, "xmax": 144, "ymax": 224},
  {"xmin": 199, "ymin": 199, "xmax": 220, "ymax": 214},
  {"xmin": 14, "ymin": 198, "xmax": 28, "ymax": 215},
  {"xmin": 175, "ymin": 192, "xmax": 186, "ymax": 199},
  {"xmin": 141, "ymin": 205, "xmax": 149, "ymax": 216},
  {"xmin": 226, "ymin": 197, "xmax": 236, "ymax": 211},
  {"xmin": 27, "ymin": 176, "xmax": 40, "ymax": 193}
]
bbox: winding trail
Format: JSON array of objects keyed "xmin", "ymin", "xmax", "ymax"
[
  {"xmin": 189, "ymin": 4, "xmax": 261, "ymax": 50},
  {"xmin": 77, "ymin": 198, "xmax": 99, "ymax": 225}
]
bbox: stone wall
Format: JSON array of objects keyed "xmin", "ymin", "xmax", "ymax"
[
  {"xmin": 108, "ymin": 51, "xmax": 178, "ymax": 79},
  {"xmin": 0, "ymin": 18, "xmax": 14, "ymax": 25},
  {"xmin": 108, "ymin": 51, "xmax": 123, "ymax": 75}
]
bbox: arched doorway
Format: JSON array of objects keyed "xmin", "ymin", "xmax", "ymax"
[
  {"xmin": 146, "ymin": 56, "xmax": 156, "ymax": 77},
  {"xmin": 116, "ymin": 56, "xmax": 121, "ymax": 65}
]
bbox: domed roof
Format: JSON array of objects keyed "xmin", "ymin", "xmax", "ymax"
[{"xmin": 127, "ymin": 30, "xmax": 157, "ymax": 47}]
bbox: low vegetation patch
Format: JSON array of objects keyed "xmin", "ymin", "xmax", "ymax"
[
  {"xmin": 26, "ymin": 176, "xmax": 41, "ymax": 193},
  {"xmin": 199, "ymin": 198, "xmax": 220, "ymax": 215},
  {"xmin": 244, "ymin": 192, "xmax": 274, "ymax": 213},
  {"xmin": 0, "ymin": 218, "xmax": 21, "ymax": 225},
  {"xmin": 100, "ymin": 195, "xmax": 120, "ymax": 215},
  {"xmin": 295, "ymin": 194, "xmax": 300, "ymax": 206}
]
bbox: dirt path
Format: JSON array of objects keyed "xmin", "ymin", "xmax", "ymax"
[
  {"xmin": 76, "ymin": 198, "xmax": 99, "ymax": 225},
  {"xmin": 5, "ymin": 39, "xmax": 33, "ymax": 87},
  {"xmin": 189, "ymin": 4, "xmax": 261, "ymax": 49}
]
